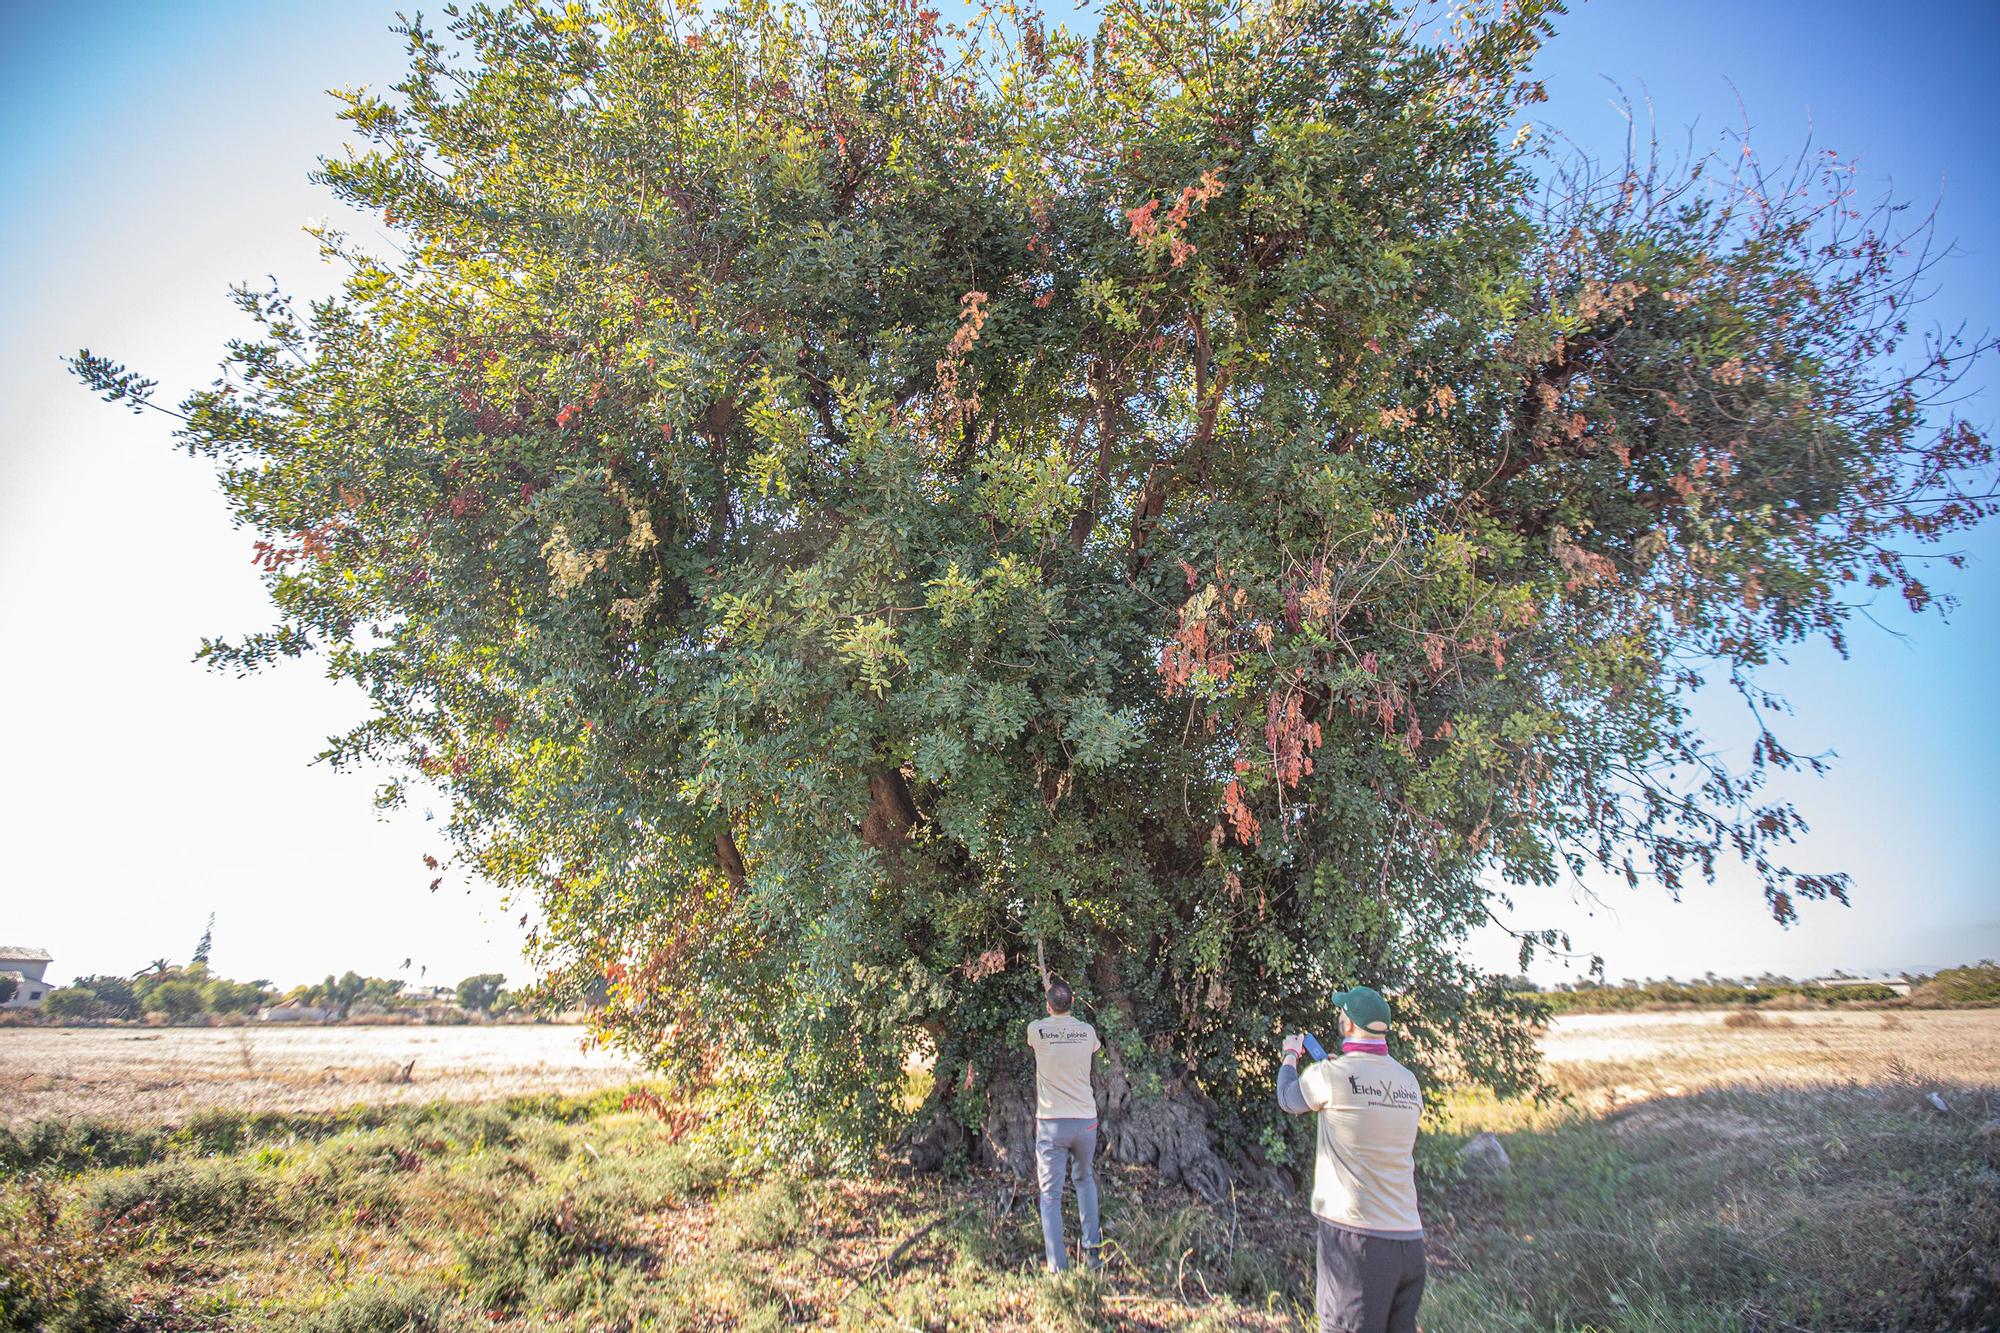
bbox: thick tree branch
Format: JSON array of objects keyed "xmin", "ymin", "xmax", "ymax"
[{"xmin": 1069, "ymin": 359, "xmax": 1121, "ymax": 551}]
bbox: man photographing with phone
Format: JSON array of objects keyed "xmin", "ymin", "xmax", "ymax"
[{"xmin": 1277, "ymin": 985, "xmax": 1426, "ymax": 1333}]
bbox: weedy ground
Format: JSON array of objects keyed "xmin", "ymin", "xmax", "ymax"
[{"xmin": 3, "ymin": 1009, "xmax": 1995, "ymax": 1331}]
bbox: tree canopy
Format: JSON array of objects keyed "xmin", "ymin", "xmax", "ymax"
[
  {"xmin": 75, "ymin": 0, "xmax": 1992, "ymax": 1187},
  {"xmin": 457, "ymin": 973, "xmax": 509, "ymax": 1014}
]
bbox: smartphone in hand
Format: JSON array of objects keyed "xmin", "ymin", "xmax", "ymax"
[{"xmin": 1301, "ymin": 1033, "xmax": 1328, "ymax": 1062}]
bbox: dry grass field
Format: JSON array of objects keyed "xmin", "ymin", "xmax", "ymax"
[
  {"xmin": 1428, "ymin": 1008, "xmax": 2000, "ymax": 1330},
  {"xmin": 1542, "ymin": 1006, "xmax": 2000, "ymax": 1094},
  {"xmin": 3, "ymin": 1009, "xmax": 1996, "ymax": 1331},
  {"xmin": 0, "ymin": 1024, "xmax": 641, "ymax": 1127}
]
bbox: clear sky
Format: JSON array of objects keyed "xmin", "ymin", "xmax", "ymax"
[{"xmin": 1, "ymin": 1, "xmax": 1993, "ymax": 992}]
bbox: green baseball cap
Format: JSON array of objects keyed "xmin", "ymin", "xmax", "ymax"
[{"xmin": 1330, "ymin": 985, "xmax": 1391, "ymax": 1035}]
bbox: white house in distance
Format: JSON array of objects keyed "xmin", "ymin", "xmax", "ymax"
[
  {"xmin": 1809, "ymin": 974, "xmax": 1915, "ymax": 997},
  {"xmin": 0, "ymin": 946, "xmax": 53, "ymax": 1008}
]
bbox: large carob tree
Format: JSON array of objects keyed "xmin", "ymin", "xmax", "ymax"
[{"xmin": 76, "ymin": 0, "xmax": 1992, "ymax": 1190}]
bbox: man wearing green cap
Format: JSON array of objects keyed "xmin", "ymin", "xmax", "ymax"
[{"xmin": 1277, "ymin": 985, "xmax": 1425, "ymax": 1333}]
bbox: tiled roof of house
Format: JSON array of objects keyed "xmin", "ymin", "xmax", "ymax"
[{"xmin": 0, "ymin": 947, "xmax": 52, "ymax": 962}]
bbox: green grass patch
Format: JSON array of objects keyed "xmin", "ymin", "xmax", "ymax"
[{"xmin": 2, "ymin": 1071, "xmax": 1995, "ymax": 1329}]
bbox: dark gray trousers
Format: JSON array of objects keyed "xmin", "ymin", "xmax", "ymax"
[{"xmin": 1315, "ymin": 1220, "xmax": 1425, "ymax": 1333}]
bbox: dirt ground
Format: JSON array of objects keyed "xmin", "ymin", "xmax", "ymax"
[{"xmin": 0, "ymin": 1022, "xmax": 641, "ymax": 1125}]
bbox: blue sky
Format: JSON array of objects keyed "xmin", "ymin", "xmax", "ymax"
[{"xmin": 0, "ymin": 0, "xmax": 1993, "ymax": 990}]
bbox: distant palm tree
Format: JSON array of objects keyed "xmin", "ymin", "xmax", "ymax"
[{"xmin": 135, "ymin": 958, "xmax": 172, "ymax": 978}]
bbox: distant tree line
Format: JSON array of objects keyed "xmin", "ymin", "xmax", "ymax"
[
  {"xmin": 1503, "ymin": 962, "xmax": 2000, "ymax": 1014},
  {"xmin": 18, "ymin": 916, "xmax": 553, "ymax": 1026},
  {"xmin": 42, "ymin": 964, "xmax": 265, "ymax": 1024},
  {"xmin": 36, "ymin": 965, "xmax": 530, "ymax": 1025}
]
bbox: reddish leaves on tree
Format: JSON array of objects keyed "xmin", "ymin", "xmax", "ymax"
[
  {"xmin": 961, "ymin": 947, "xmax": 1007, "ymax": 981},
  {"xmin": 1158, "ymin": 612, "xmax": 1209, "ymax": 693},
  {"xmin": 251, "ymin": 522, "xmax": 337, "ymax": 572},
  {"xmin": 1223, "ymin": 779, "xmax": 1260, "ymax": 845},
  {"xmin": 931, "ymin": 290, "xmax": 990, "ymax": 436},
  {"xmin": 1553, "ymin": 531, "xmax": 1619, "ymax": 592},
  {"xmin": 1124, "ymin": 198, "xmax": 1161, "ymax": 242},
  {"xmin": 1125, "ymin": 169, "xmax": 1225, "ymax": 267},
  {"xmin": 1422, "ymin": 633, "xmax": 1448, "ymax": 676},
  {"xmin": 1264, "ymin": 687, "xmax": 1321, "ymax": 787}
]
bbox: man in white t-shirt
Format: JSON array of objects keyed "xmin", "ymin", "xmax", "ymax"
[
  {"xmin": 1026, "ymin": 979, "xmax": 1102, "ymax": 1272},
  {"xmin": 1278, "ymin": 985, "xmax": 1425, "ymax": 1333}
]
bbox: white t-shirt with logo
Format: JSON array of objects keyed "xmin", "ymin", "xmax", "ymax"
[
  {"xmin": 1025, "ymin": 1014, "xmax": 1100, "ymax": 1119},
  {"xmin": 1296, "ymin": 1050, "xmax": 1424, "ymax": 1235}
]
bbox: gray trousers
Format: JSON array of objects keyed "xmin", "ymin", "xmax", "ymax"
[
  {"xmin": 1316, "ymin": 1220, "xmax": 1425, "ymax": 1333},
  {"xmin": 1033, "ymin": 1117, "xmax": 1101, "ymax": 1271}
]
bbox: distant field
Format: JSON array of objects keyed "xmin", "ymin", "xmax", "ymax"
[
  {"xmin": 10, "ymin": 1007, "xmax": 1992, "ymax": 1127},
  {"xmin": 1431, "ymin": 1007, "xmax": 2000, "ymax": 1331},
  {"xmin": 0, "ymin": 1023, "xmax": 641, "ymax": 1126},
  {"xmin": 3, "ymin": 1010, "xmax": 1995, "ymax": 1330},
  {"xmin": 1541, "ymin": 1005, "xmax": 2000, "ymax": 1092}
]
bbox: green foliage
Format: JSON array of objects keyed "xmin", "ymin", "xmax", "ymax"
[
  {"xmin": 0, "ymin": 1178, "xmax": 123, "ymax": 1333},
  {"xmin": 282, "ymin": 969, "xmax": 410, "ymax": 1014},
  {"xmin": 74, "ymin": 0, "xmax": 1993, "ymax": 1172},
  {"xmin": 0, "ymin": 1120, "xmax": 169, "ymax": 1181},
  {"xmin": 84, "ymin": 1157, "xmax": 291, "ymax": 1239},
  {"xmin": 307, "ymin": 970, "xmax": 369, "ymax": 1014},
  {"xmin": 457, "ymin": 1185, "xmax": 636, "ymax": 1310},
  {"xmin": 142, "ymin": 978, "xmax": 208, "ymax": 1023},
  {"xmin": 39, "ymin": 988, "xmax": 93, "ymax": 1022},
  {"xmin": 455, "ymin": 972, "xmax": 507, "ymax": 1013},
  {"xmin": 67, "ymin": 975, "xmax": 137, "ymax": 1019},
  {"xmin": 1913, "ymin": 961, "xmax": 2000, "ymax": 1005},
  {"xmin": 34, "ymin": 967, "xmax": 273, "ymax": 1025},
  {"xmin": 203, "ymin": 977, "xmax": 270, "ymax": 1014},
  {"xmin": 712, "ymin": 1177, "xmax": 810, "ymax": 1251},
  {"xmin": 0, "ymin": 1095, "xmax": 598, "ymax": 1182},
  {"xmin": 293, "ymin": 1282, "xmax": 457, "ymax": 1333},
  {"xmin": 0, "ymin": 976, "xmax": 14, "ymax": 1006}
]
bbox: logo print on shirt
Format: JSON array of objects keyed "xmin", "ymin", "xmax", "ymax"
[{"xmin": 1345, "ymin": 1072, "xmax": 1420, "ymax": 1108}]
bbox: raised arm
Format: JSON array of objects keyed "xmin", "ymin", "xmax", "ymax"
[{"xmin": 1276, "ymin": 1034, "xmax": 1314, "ymax": 1115}]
